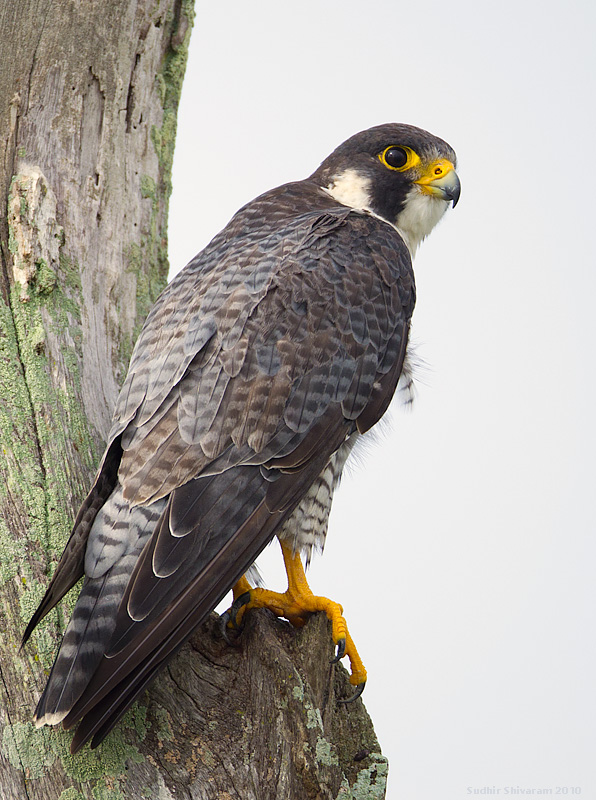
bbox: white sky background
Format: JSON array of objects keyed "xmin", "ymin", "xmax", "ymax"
[{"xmin": 168, "ymin": 2, "xmax": 596, "ymax": 797}]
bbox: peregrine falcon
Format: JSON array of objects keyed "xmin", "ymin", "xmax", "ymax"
[{"xmin": 24, "ymin": 123, "xmax": 460, "ymax": 752}]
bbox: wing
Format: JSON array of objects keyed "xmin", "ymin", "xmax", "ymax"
[{"xmin": 28, "ymin": 182, "xmax": 415, "ymax": 750}]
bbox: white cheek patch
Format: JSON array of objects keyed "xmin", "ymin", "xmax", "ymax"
[
  {"xmin": 395, "ymin": 188, "xmax": 448, "ymax": 255},
  {"xmin": 324, "ymin": 170, "xmax": 449, "ymax": 259},
  {"xmin": 323, "ymin": 169, "xmax": 373, "ymax": 210}
]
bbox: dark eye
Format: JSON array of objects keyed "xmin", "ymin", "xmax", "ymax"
[{"xmin": 382, "ymin": 147, "xmax": 408, "ymax": 169}]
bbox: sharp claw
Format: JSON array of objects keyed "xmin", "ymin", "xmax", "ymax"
[
  {"xmin": 338, "ymin": 681, "xmax": 366, "ymax": 704},
  {"xmin": 219, "ymin": 591, "xmax": 252, "ymax": 646},
  {"xmin": 218, "ymin": 611, "xmax": 236, "ymax": 646},
  {"xmin": 331, "ymin": 638, "xmax": 346, "ymax": 663},
  {"xmin": 229, "ymin": 591, "xmax": 251, "ymax": 626}
]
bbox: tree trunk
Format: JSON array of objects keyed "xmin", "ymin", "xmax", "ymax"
[{"xmin": 0, "ymin": 2, "xmax": 387, "ymax": 798}]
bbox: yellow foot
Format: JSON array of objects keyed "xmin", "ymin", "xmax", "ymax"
[
  {"xmin": 232, "ymin": 575, "xmax": 252, "ymax": 601},
  {"xmin": 226, "ymin": 542, "xmax": 367, "ymax": 696}
]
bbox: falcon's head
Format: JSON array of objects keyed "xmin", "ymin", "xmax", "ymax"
[{"xmin": 312, "ymin": 123, "xmax": 460, "ymax": 255}]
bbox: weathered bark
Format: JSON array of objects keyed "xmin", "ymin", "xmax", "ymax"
[{"xmin": 0, "ymin": 1, "xmax": 387, "ymax": 798}]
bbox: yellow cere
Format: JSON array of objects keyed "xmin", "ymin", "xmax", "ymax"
[{"xmin": 415, "ymin": 159, "xmax": 456, "ymax": 186}]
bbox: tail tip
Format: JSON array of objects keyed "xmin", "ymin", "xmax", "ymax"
[{"xmin": 34, "ymin": 709, "xmax": 68, "ymax": 728}]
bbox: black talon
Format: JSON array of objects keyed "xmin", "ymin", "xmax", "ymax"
[
  {"xmin": 219, "ymin": 591, "xmax": 252, "ymax": 646},
  {"xmin": 331, "ymin": 638, "xmax": 346, "ymax": 663},
  {"xmin": 218, "ymin": 610, "xmax": 236, "ymax": 646},
  {"xmin": 338, "ymin": 681, "xmax": 366, "ymax": 704},
  {"xmin": 229, "ymin": 591, "xmax": 252, "ymax": 629}
]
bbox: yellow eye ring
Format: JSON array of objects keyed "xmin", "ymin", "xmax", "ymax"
[{"xmin": 379, "ymin": 145, "xmax": 421, "ymax": 171}]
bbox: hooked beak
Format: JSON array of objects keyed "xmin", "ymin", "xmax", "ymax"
[{"xmin": 415, "ymin": 160, "xmax": 461, "ymax": 207}]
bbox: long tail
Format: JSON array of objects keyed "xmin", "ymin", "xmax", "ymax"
[{"xmin": 34, "ymin": 488, "xmax": 166, "ymax": 726}]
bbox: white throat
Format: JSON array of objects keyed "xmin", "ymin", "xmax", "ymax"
[
  {"xmin": 394, "ymin": 187, "xmax": 448, "ymax": 255},
  {"xmin": 323, "ymin": 168, "xmax": 449, "ymax": 257}
]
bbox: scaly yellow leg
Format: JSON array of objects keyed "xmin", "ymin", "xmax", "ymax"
[
  {"xmin": 232, "ymin": 575, "xmax": 252, "ymax": 601},
  {"xmin": 228, "ymin": 541, "xmax": 367, "ymax": 690}
]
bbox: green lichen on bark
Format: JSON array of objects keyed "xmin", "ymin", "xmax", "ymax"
[
  {"xmin": 140, "ymin": 175, "xmax": 156, "ymax": 200},
  {"xmin": 144, "ymin": 0, "xmax": 195, "ymax": 299},
  {"xmin": 349, "ymin": 754, "xmax": 388, "ymax": 799},
  {"xmin": 0, "ymin": 519, "xmax": 26, "ymax": 585},
  {"xmin": 0, "ymin": 293, "xmax": 48, "ymax": 561},
  {"xmin": 114, "ymin": 4, "xmax": 196, "ymax": 386},
  {"xmin": 58, "ymin": 789, "xmax": 85, "ymax": 800},
  {"xmin": 1, "ymin": 723, "xmax": 58, "ymax": 779},
  {"xmin": 1, "ymin": 713, "xmax": 145, "ymax": 795},
  {"xmin": 32, "ymin": 258, "xmax": 57, "ymax": 296},
  {"xmin": 151, "ymin": 0, "xmax": 195, "ymax": 185},
  {"xmin": 129, "ymin": 201, "xmax": 168, "ymax": 343},
  {"xmin": 7, "ymin": 254, "xmax": 97, "ymax": 557},
  {"xmin": 333, "ymin": 753, "xmax": 388, "ymax": 800},
  {"xmin": 0, "ymin": 172, "xmax": 99, "ymax": 676},
  {"xmin": 316, "ymin": 735, "xmax": 340, "ymax": 767},
  {"xmin": 119, "ymin": 1, "xmax": 195, "ymax": 380},
  {"xmin": 91, "ymin": 783, "xmax": 126, "ymax": 800},
  {"xmin": 152, "ymin": 706, "xmax": 174, "ymax": 742}
]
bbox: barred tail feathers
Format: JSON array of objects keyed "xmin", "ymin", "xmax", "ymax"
[{"xmin": 34, "ymin": 487, "xmax": 165, "ymax": 726}]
